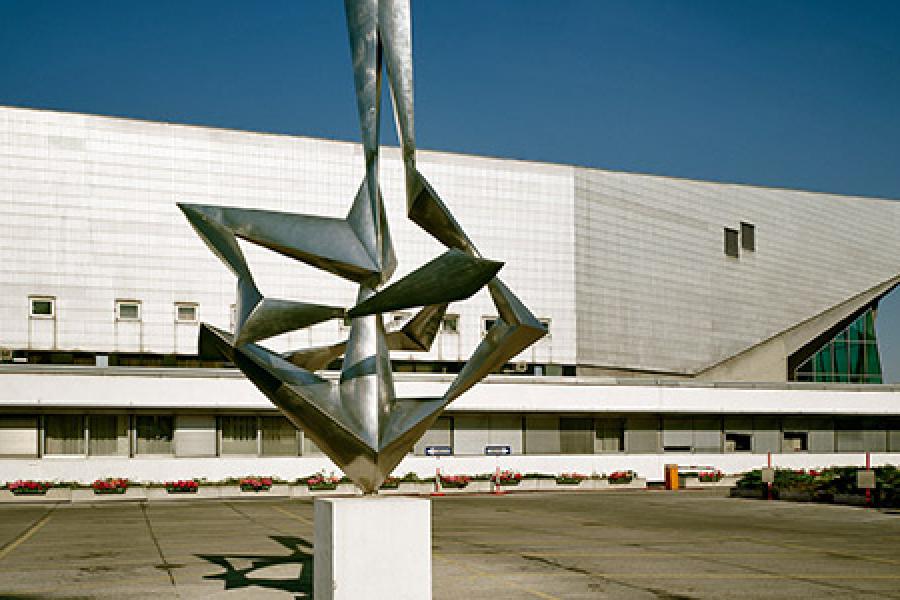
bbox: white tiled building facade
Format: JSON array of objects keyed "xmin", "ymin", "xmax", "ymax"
[{"xmin": 0, "ymin": 105, "xmax": 898, "ymax": 483}]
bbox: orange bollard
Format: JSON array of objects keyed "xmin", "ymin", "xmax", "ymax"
[{"xmin": 665, "ymin": 464, "xmax": 679, "ymax": 490}]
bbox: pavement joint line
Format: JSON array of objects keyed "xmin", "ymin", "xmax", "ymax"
[
  {"xmin": 272, "ymin": 504, "xmax": 312, "ymax": 525},
  {"xmin": 0, "ymin": 506, "xmax": 55, "ymax": 561},
  {"xmin": 140, "ymin": 502, "xmax": 180, "ymax": 594}
]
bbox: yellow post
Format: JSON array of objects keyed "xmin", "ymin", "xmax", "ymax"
[{"xmin": 665, "ymin": 464, "xmax": 679, "ymax": 490}]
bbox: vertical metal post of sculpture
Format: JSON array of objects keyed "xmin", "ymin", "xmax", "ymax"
[{"xmin": 177, "ymin": 0, "xmax": 546, "ymax": 493}]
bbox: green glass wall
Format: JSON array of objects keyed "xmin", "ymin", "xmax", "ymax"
[{"xmin": 793, "ymin": 309, "xmax": 882, "ymax": 383}]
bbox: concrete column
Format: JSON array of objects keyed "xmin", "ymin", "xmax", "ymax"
[{"xmin": 314, "ymin": 497, "xmax": 431, "ymax": 600}]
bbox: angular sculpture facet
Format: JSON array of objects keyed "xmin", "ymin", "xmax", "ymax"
[{"xmin": 180, "ymin": 0, "xmax": 546, "ymax": 493}]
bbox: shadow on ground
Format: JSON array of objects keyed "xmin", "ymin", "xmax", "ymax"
[{"xmin": 197, "ymin": 535, "xmax": 313, "ymax": 598}]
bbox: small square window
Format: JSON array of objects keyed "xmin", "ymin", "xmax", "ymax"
[
  {"xmin": 116, "ymin": 300, "xmax": 141, "ymax": 321},
  {"xmin": 740, "ymin": 222, "xmax": 755, "ymax": 252},
  {"xmin": 390, "ymin": 312, "xmax": 410, "ymax": 327},
  {"xmin": 175, "ymin": 303, "xmax": 198, "ymax": 323},
  {"xmin": 482, "ymin": 317, "xmax": 498, "ymax": 335},
  {"xmin": 724, "ymin": 228, "xmax": 739, "ymax": 258},
  {"xmin": 441, "ymin": 314, "xmax": 459, "ymax": 333},
  {"xmin": 29, "ymin": 296, "xmax": 55, "ymax": 318}
]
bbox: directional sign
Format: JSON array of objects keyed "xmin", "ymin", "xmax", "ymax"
[
  {"xmin": 425, "ymin": 445, "xmax": 452, "ymax": 457},
  {"xmin": 484, "ymin": 445, "xmax": 511, "ymax": 456}
]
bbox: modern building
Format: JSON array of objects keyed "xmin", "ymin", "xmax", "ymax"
[{"xmin": 1, "ymin": 105, "xmax": 898, "ymax": 483}]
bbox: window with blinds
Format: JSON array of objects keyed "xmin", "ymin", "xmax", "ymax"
[
  {"xmin": 559, "ymin": 417, "xmax": 593, "ymax": 454},
  {"xmin": 45, "ymin": 415, "xmax": 85, "ymax": 455},
  {"xmin": 261, "ymin": 416, "xmax": 299, "ymax": 456},
  {"xmin": 135, "ymin": 415, "xmax": 174, "ymax": 454},
  {"xmin": 88, "ymin": 415, "xmax": 129, "ymax": 456},
  {"xmin": 220, "ymin": 416, "xmax": 258, "ymax": 455},
  {"xmin": 594, "ymin": 418, "xmax": 624, "ymax": 453}
]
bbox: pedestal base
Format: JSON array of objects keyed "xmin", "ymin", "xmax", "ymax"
[{"xmin": 314, "ymin": 496, "xmax": 431, "ymax": 600}]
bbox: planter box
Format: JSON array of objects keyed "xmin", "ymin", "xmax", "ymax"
[
  {"xmin": 605, "ymin": 477, "xmax": 646, "ymax": 489},
  {"xmin": 295, "ymin": 483, "xmax": 360, "ymax": 497},
  {"xmin": 220, "ymin": 484, "xmax": 291, "ymax": 499},
  {"xmin": 778, "ymin": 489, "xmax": 815, "ymax": 502},
  {"xmin": 729, "ymin": 487, "xmax": 765, "ymax": 499},
  {"xmin": 555, "ymin": 479, "xmax": 587, "ymax": 488},
  {"xmin": 833, "ymin": 493, "xmax": 869, "ymax": 506},
  {"xmin": 398, "ymin": 481, "xmax": 433, "ymax": 495},
  {"xmin": 145, "ymin": 486, "xmax": 219, "ymax": 500},
  {"xmin": 517, "ymin": 479, "xmax": 543, "ymax": 491},
  {"xmin": 0, "ymin": 488, "xmax": 71, "ymax": 503},
  {"xmin": 684, "ymin": 476, "xmax": 738, "ymax": 489},
  {"xmin": 72, "ymin": 487, "xmax": 147, "ymax": 502},
  {"xmin": 468, "ymin": 480, "xmax": 492, "ymax": 493}
]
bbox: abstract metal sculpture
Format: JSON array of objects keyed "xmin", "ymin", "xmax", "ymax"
[{"xmin": 178, "ymin": 0, "xmax": 546, "ymax": 493}]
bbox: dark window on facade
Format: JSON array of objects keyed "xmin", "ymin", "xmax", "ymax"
[
  {"xmin": 441, "ymin": 314, "xmax": 459, "ymax": 333},
  {"xmin": 740, "ymin": 222, "xmax": 755, "ymax": 251},
  {"xmin": 724, "ymin": 228, "xmax": 739, "ymax": 258},
  {"xmin": 482, "ymin": 317, "xmax": 497, "ymax": 335},
  {"xmin": 30, "ymin": 297, "xmax": 55, "ymax": 318},
  {"xmin": 175, "ymin": 303, "xmax": 197, "ymax": 323},
  {"xmin": 559, "ymin": 417, "xmax": 594, "ymax": 454},
  {"xmin": 135, "ymin": 415, "xmax": 174, "ymax": 454},
  {"xmin": 782, "ymin": 431, "xmax": 808, "ymax": 452},
  {"xmin": 725, "ymin": 433, "xmax": 752, "ymax": 452}
]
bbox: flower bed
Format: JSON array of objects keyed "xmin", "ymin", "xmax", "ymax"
[
  {"xmin": 303, "ymin": 474, "xmax": 340, "ymax": 491},
  {"xmin": 607, "ymin": 471, "xmax": 634, "ymax": 485},
  {"xmin": 6, "ymin": 480, "xmax": 51, "ymax": 495},
  {"xmin": 165, "ymin": 480, "xmax": 199, "ymax": 494},
  {"xmin": 439, "ymin": 475, "xmax": 471, "ymax": 489},
  {"xmin": 556, "ymin": 473, "xmax": 588, "ymax": 485},
  {"xmin": 92, "ymin": 478, "xmax": 128, "ymax": 495},
  {"xmin": 491, "ymin": 470, "xmax": 523, "ymax": 486},
  {"xmin": 732, "ymin": 466, "xmax": 899, "ymax": 507},
  {"xmin": 379, "ymin": 477, "xmax": 399, "ymax": 490},
  {"xmin": 698, "ymin": 470, "xmax": 724, "ymax": 483},
  {"xmin": 239, "ymin": 477, "xmax": 273, "ymax": 492}
]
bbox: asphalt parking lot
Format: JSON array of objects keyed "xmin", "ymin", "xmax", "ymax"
[{"xmin": 0, "ymin": 489, "xmax": 898, "ymax": 599}]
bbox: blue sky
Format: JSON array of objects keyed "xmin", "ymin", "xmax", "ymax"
[{"xmin": 1, "ymin": 1, "xmax": 899, "ymax": 380}]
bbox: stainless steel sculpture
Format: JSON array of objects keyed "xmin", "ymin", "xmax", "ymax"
[{"xmin": 179, "ymin": 0, "xmax": 546, "ymax": 493}]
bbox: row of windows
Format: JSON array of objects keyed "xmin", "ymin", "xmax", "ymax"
[
  {"xmin": 724, "ymin": 222, "xmax": 755, "ymax": 258},
  {"xmin": 29, "ymin": 297, "xmax": 198, "ymax": 323},
  {"xmin": 2, "ymin": 413, "xmax": 898, "ymax": 458},
  {"xmin": 28, "ymin": 295, "xmax": 553, "ymax": 338},
  {"xmin": 416, "ymin": 414, "xmax": 900, "ymax": 455},
  {"xmin": 344, "ymin": 313, "xmax": 552, "ymax": 336},
  {"xmin": 1, "ymin": 414, "xmax": 316, "ymax": 458}
]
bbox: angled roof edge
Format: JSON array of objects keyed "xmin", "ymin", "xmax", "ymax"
[{"xmin": 696, "ymin": 274, "xmax": 900, "ymax": 382}]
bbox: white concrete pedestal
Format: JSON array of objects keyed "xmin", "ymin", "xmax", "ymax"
[{"xmin": 314, "ymin": 496, "xmax": 431, "ymax": 600}]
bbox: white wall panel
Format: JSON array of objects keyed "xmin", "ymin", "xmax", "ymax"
[
  {"xmin": 174, "ymin": 415, "xmax": 216, "ymax": 457},
  {"xmin": 0, "ymin": 415, "xmax": 38, "ymax": 456}
]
